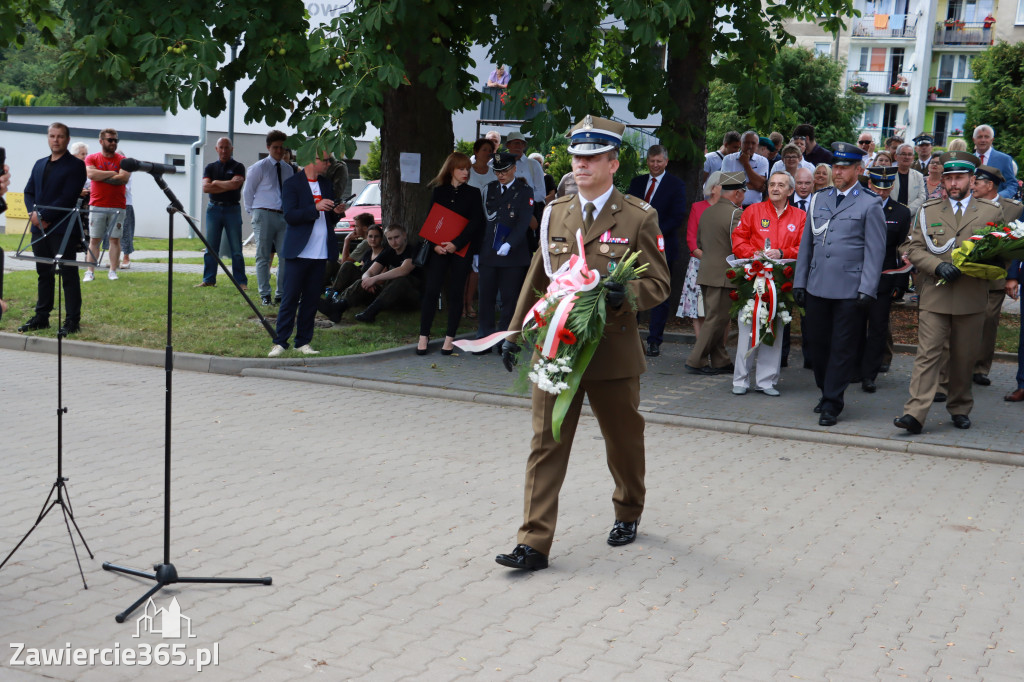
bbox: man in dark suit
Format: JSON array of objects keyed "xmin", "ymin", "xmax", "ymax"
[
  {"xmin": 21, "ymin": 122, "xmax": 88, "ymax": 336},
  {"xmin": 972, "ymin": 125, "xmax": 1018, "ymax": 199},
  {"xmin": 857, "ymin": 167, "xmax": 911, "ymax": 393},
  {"xmin": 793, "ymin": 142, "xmax": 886, "ymax": 426},
  {"xmin": 268, "ymin": 149, "xmax": 343, "ymax": 357},
  {"xmin": 627, "ymin": 144, "xmax": 686, "ymax": 357}
]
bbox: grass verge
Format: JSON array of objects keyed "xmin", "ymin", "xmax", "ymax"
[{"xmin": 1, "ymin": 270, "xmax": 473, "ymax": 357}]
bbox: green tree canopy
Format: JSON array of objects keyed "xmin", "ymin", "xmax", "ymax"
[{"xmin": 965, "ymin": 40, "xmax": 1024, "ymax": 177}]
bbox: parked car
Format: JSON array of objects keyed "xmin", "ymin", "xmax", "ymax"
[{"xmin": 334, "ymin": 180, "xmax": 381, "ymax": 245}]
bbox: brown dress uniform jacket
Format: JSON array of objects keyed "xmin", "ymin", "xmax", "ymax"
[
  {"xmin": 695, "ymin": 200, "xmax": 743, "ymax": 288},
  {"xmin": 906, "ymin": 196, "xmax": 1004, "ymax": 314},
  {"xmin": 511, "ymin": 189, "xmax": 671, "ymax": 380}
]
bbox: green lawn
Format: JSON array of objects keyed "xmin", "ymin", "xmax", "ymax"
[
  {"xmin": 134, "ymin": 257, "xmax": 257, "ymax": 266},
  {"xmin": 1, "ymin": 270, "xmax": 474, "ymax": 357},
  {"xmin": 2, "ymin": 234, "xmax": 201, "ymax": 253}
]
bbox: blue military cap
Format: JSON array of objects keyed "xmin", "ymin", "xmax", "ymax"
[
  {"xmin": 912, "ymin": 134, "xmax": 934, "ymax": 145},
  {"xmin": 492, "ymin": 152, "xmax": 517, "ymax": 172},
  {"xmin": 866, "ymin": 166, "xmax": 897, "ymax": 188},
  {"xmin": 831, "ymin": 141, "xmax": 868, "ymax": 166}
]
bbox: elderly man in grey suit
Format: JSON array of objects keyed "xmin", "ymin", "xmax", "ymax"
[
  {"xmin": 893, "ymin": 144, "xmax": 926, "ymax": 215},
  {"xmin": 794, "ymin": 142, "xmax": 886, "ymax": 426}
]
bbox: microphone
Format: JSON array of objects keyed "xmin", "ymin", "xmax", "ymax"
[{"xmin": 121, "ymin": 158, "xmax": 179, "ymax": 175}]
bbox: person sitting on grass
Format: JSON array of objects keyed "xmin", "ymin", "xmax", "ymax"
[
  {"xmin": 317, "ymin": 223, "xmax": 422, "ymax": 323},
  {"xmin": 317, "ymin": 223, "xmax": 385, "ymax": 319},
  {"xmin": 324, "ymin": 212, "xmax": 374, "ymax": 291}
]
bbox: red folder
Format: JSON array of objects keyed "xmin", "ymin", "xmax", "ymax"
[{"xmin": 419, "ymin": 203, "xmax": 470, "ymax": 257}]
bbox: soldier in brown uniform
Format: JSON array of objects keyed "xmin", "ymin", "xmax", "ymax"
[
  {"xmin": 684, "ymin": 172, "xmax": 745, "ymax": 373},
  {"xmin": 971, "ymin": 165, "xmax": 1024, "ymax": 385},
  {"xmin": 894, "ymin": 152, "xmax": 1004, "ymax": 434},
  {"xmin": 495, "ymin": 116, "xmax": 671, "ymax": 571}
]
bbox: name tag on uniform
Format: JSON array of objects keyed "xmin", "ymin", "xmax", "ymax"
[{"xmin": 552, "ymin": 236, "xmax": 566, "ymax": 242}]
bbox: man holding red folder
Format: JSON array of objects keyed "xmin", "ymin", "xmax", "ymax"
[{"xmin": 476, "ymin": 152, "xmax": 534, "ymax": 348}]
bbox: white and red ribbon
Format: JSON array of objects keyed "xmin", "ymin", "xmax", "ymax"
[
  {"xmin": 745, "ymin": 261, "xmax": 777, "ymax": 355},
  {"xmin": 454, "ymin": 229, "xmax": 601, "ymax": 355}
]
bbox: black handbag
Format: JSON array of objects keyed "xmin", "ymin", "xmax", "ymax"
[{"xmin": 412, "ymin": 239, "xmax": 431, "ymax": 268}]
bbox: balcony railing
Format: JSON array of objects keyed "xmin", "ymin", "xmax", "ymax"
[
  {"xmin": 847, "ymin": 70, "xmax": 914, "ymax": 96},
  {"xmin": 852, "ymin": 14, "xmax": 917, "ymax": 39},
  {"xmin": 479, "ymin": 86, "xmax": 546, "ymax": 122},
  {"xmin": 926, "ymin": 77, "xmax": 977, "ymax": 103},
  {"xmin": 933, "ymin": 22, "xmax": 994, "ymax": 46}
]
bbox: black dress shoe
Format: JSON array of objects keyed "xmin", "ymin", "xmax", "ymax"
[
  {"xmin": 495, "ymin": 544, "xmax": 548, "ymax": 571},
  {"xmin": 973, "ymin": 373, "xmax": 991, "ymax": 386},
  {"xmin": 951, "ymin": 414, "xmax": 971, "ymax": 429},
  {"xmin": 58, "ymin": 320, "xmax": 81, "ymax": 337},
  {"xmin": 862, "ymin": 379, "xmax": 876, "ymax": 393},
  {"xmin": 354, "ymin": 309, "xmax": 376, "ymax": 323},
  {"xmin": 260, "ymin": 295, "xmax": 272, "ymax": 306},
  {"xmin": 316, "ymin": 297, "xmax": 348, "ymax": 323},
  {"xmin": 818, "ymin": 411, "xmax": 838, "ymax": 426},
  {"xmin": 684, "ymin": 364, "xmax": 715, "ymax": 375},
  {"xmin": 813, "ymin": 398, "xmax": 824, "ymax": 414},
  {"xmin": 934, "ymin": 392, "xmax": 947, "ymax": 403},
  {"xmin": 18, "ymin": 315, "xmax": 49, "ymax": 332},
  {"xmin": 607, "ymin": 519, "xmax": 640, "ymax": 546},
  {"xmin": 894, "ymin": 414, "xmax": 923, "ymax": 434},
  {"xmin": 274, "ymin": 295, "xmax": 282, "ymax": 305},
  {"xmin": 645, "ymin": 341, "xmax": 660, "ymax": 357}
]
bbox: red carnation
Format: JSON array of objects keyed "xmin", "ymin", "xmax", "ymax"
[
  {"xmin": 780, "ymin": 281, "xmax": 793, "ymax": 292},
  {"xmin": 557, "ymin": 328, "xmax": 577, "ymax": 345},
  {"xmin": 1004, "ymin": 226, "xmax": 1013, "ymax": 233},
  {"xmin": 783, "ymin": 265, "xmax": 794, "ymax": 277},
  {"xmin": 533, "ymin": 310, "xmax": 546, "ymax": 327},
  {"xmin": 729, "ymin": 290, "xmax": 739, "ymax": 301},
  {"xmin": 987, "ymin": 222, "xmax": 996, "ymax": 226},
  {"xmin": 725, "ymin": 269, "xmax": 738, "ymax": 280}
]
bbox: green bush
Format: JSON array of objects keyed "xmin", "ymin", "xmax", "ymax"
[{"xmin": 360, "ymin": 137, "xmax": 381, "ymax": 180}]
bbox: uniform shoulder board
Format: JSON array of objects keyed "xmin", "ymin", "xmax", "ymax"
[
  {"xmin": 862, "ymin": 187, "xmax": 879, "ymax": 197},
  {"xmin": 513, "ymin": 177, "xmax": 530, "ymax": 188},
  {"xmin": 1005, "ymin": 198, "xmax": 1022, "ymax": 206},
  {"xmin": 550, "ymin": 194, "xmax": 575, "ymax": 206},
  {"xmin": 976, "ymin": 197, "xmax": 1001, "ymax": 208},
  {"xmin": 622, "ymin": 194, "xmax": 651, "ymax": 211},
  {"xmin": 921, "ymin": 197, "xmax": 944, "ymax": 208},
  {"xmin": 813, "ymin": 186, "xmax": 831, "ymax": 194}
]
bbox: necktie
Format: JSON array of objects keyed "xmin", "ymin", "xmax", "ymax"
[
  {"xmin": 980, "ymin": 153, "xmax": 987, "ymax": 166},
  {"xmin": 644, "ymin": 177, "xmax": 657, "ymax": 202},
  {"xmin": 798, "ymin": 199, "xmax": 806, "ymax": 211},
  {"xmin": 835, "ymin": 193, "xmax": 845, "ymax": 207},
  {"xmin": 501, "ymin": 184, "xmax": 506, "ymax": 195},
  {"xmin": 954, "ymin": 201, "xmax": 963, "ymax": 226},
  {"xmin": 275, "ymin": 161, "xmax": 282, "ymax": 193},
  {"xmin": 584, "ymin": 202, "xmax": 596, "ymax": 230}
]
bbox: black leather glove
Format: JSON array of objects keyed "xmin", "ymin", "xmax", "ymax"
[
  {"xmin": 855, "ymin": 292, "xmax": 874, "ymax": 309},
  {"xmin": 603, "ymin": 280, "xmax": 626, "ymax": 308},
  {"xmin": 793, "ymin": 287, "xmax": 806, "ymax": 308},
  {"xmin": 935, "ymin": 262, "xmax": 961, "ymax": 283},
  {"xmin": 501, "ymin": 340, "xmax": 520, "ymax": 373}
]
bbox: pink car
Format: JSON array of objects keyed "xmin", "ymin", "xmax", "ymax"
[{"xmin": 334, "ymin": 180, "xmax": 381, "ymax": 244}]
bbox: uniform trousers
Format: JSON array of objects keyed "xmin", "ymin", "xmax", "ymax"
[
  {"xmin": 273, "ymin": 257, "xmax": 324, "ymax": 349},
  {"xmin": 519, "ymin": 375, "xmax": 645, "ymax": 555},
  {"xmin": 733, "ymin": 317, "xmax": 783, "ymax": 391},
  {"xmin": 903, "ymin": 309, "xmax": 985, "ymax": 422},
  {"xmin": 686, "ymin": 285, "xmax": 732, "ymax": 368},
  {"xmin": 419, "ymin": 251, "xmax": 473, "ymax": 337},
  {"xmin": 804, "ymin": 294, "xmax": 865, "ymax": 415},
  {"xmin": 974, "ymin": 288, "xmax": 1005, "ymax": 376},
  {"xmin": 32, "ymin": 230, "xmax": 82, "ymax": 323},
  {"xmin": 477, "ymin": 264, "xmax": 527, "ymax": 337},
  {"xmin": 252, "ymin": 208, "xmax": 287, "ymax": 300}
]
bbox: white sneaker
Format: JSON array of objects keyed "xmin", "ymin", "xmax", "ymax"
[
  {"xmin": 107, "ymin": 270, "xmax": 118, "ymax": 280},
  {"xmin": 296, "ymin": 344, "xmax": 320, "ymax": 355},
  {"xmin": 83, "ymin": 271, "xmax": 95, "ymax": 282},
  {"xmin": 732, "ymin": 386, "xmax": 748, "ymax": 395},
  {"xmin": 268, "ymin": 344, "xmax": 286, "ymax": 358},
  {"xmin": 761, "ymin": 387, "xmax": 781, "ymax": 397}
]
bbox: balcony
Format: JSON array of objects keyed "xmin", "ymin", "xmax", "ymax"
[
  {"xmin": 479, "ymin": 87, "xmax": 546, "ymax": 122},
  {"xmin": 847, "ymin": 70, "xmax": 914, "ymax": 97},
  {"xmin": 926, "ymin": 77, "xmax": 977, "ymax": 103},
  {"xmin": 851, "ymin": 14, "xmax": 917, "ymax": 39},
  {"xmin": 933, "ymin": 22, "xmax": 994, "ymax": 47}
]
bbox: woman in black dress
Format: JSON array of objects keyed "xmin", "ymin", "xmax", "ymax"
[{"xmin": 417, "ymin": 152, "xmax": 484, "ymax": 355}]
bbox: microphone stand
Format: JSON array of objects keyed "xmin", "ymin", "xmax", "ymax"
[{"xmin": 102, "ymin": 171, "xmax": 271, "ymax": 623}]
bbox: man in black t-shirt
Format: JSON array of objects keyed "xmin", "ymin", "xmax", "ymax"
[
  {"xmin": 321, "ymin": 223, "xmax": 421, "ymax": 323},
  {"xmin": 198, "ymin": 137, "xmax": 247, "ymax": 288}
]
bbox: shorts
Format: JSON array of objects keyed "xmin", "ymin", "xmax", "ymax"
[{"xmin": 89, "ymin": 207, "xmax": 127, "ymax": 240}]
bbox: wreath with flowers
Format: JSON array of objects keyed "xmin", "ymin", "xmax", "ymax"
[
  {"xmin": 938, "ymin": 219, "xmax": 1024, "ymax": 284},
  {"xmin": 726, "ymin": 256, "xmax": 802, "ymax": 354}
]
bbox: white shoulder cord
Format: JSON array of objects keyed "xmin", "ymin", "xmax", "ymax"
[
  {"xmin": 540, "ymin": 202, "xmax": 555, "ymax": 278},
  {"xmin": 918, "ymin": 206, "xmax": 956, "ymax": 254},
  {"xmin": 809, "ymin": 191, "xmax": 829, "ymax": 240}
]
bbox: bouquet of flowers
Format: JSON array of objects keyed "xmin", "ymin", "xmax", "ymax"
[
  {"xmin": 726, "ymin": 253, "xmax": 800, "ymax": 356},
  {"xmin": 515, "ymin": 244, "xmax": 648, "ymax": 442},
  {"xmin": 938, "ymin": 219, "xmax": 1024, "ymax": 284}
]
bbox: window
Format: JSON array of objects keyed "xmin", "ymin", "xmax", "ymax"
[
  {"xmin": 859, "ymin": 47, "xmax": 888, "ymax": 71},
  {"xmin": 1017, "ymin": 0, "xmax": 1024, "ymax": 24},
  {"xmin": 862, "ymin": 102, "xmax": 882, "ymax": 128},
  {"xmin": 814, "ymin": 42, "xmax": 831, "ymax": 57},
  {"xmin": 164, "ymin": 154, "xmax": 186, "ymax": 168}
]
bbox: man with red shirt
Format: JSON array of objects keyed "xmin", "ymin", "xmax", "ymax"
[
  {"xmin": 730, "ymin": 171, "xmax": 805, "ymax": 395},
  {"xmin": 84, "ymin": 128, "xmax": 130, "ymax": 281}
]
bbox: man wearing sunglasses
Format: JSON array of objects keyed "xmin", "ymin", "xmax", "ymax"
[
  {"xmin": 857, "ymin": 134, "xmax": 876, "ymax": 165},
  {"xmin": 84, "ymin": 128, "xmax": 130, "ymax": 282}
]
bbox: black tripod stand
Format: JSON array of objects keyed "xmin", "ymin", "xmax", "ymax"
[
  {"xmin": 102, "ymin": 166, "xmax": 271, "ymax": 623},
  {"xmin": 2, "ymin": 207, "xmax": 96, "ymax": 588}
]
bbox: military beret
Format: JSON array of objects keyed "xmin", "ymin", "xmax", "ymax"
[{"xmin": 758, "ymin": 136, "xmax": 776, "ymax": 154}]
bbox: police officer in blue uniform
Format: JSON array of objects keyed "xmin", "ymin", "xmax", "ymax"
[
  {"xmin": 793, "ymin": 142, "xmax": 886, "ymax": 426},
  {"xmin": 858, "ymin": 166, "xmax": 911, "ymax": 392}
]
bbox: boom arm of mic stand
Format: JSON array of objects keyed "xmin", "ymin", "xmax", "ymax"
[{"xmin": 150, "ymin": 172, "xmax": 276, "ymax": 340}]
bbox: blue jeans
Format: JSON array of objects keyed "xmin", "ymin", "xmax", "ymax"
[
  {"xmin": 203, "ymin": 204, "xmax": 247, "ymax": 286},
  {"xmin": 252, "ymin": 208, "xmax": 287, "ymax": 298}
]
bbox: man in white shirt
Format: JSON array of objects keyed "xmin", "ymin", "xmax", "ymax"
[
  {"xmin": 858, "ymin": 133, "xmax": 876, "ymax": 166},
  {"xmin": 720, "ymin": 130, "xmax": 768, "ymax": 207},
  {"xmin": 503, "ymin": 131, "xmax": 546, "ymax": 205},
  {"xmin": 701, "ymin": 130, "xmax": 741, "ymax": 185},
  {"xmin": 243, "ymin": 130, "xmax": 296, "ymax": 306}
]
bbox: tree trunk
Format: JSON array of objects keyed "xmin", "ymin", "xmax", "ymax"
[{"xmin": 380, "ymin": 53, "xmax": 455, "ymax": 236}]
